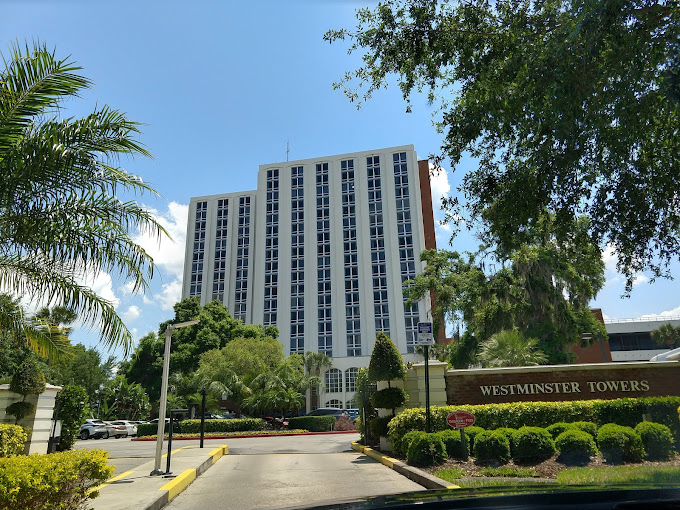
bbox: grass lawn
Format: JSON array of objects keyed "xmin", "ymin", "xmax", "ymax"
[{"xmin": 556, "ymin": 465, "xmax": 680, "ymax": 485}]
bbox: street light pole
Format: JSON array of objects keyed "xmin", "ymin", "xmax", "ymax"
[{"xmin": 151, "ymin": 319, "xmax": 199, "ymax": 476}]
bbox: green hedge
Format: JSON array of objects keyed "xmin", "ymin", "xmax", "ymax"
[
  {"xmin": 635, "ymin": 422, "xmax": 675, "ymax": 460},
  {"xmin": 369, "ymin": 416, "xmax": 392, "ymax": 438},
  {"xmin": 137, "ymin": 423, "xmax": 159, "ymax": 437},
  {"xmin": 0, "ymin": 449, "xmax": 113, "ymax": 509},
  {"xmin": 511, "ymin": 427, "xmax": 556, "ymax": 463},
  {"xmin": 287, "ymin": 416, "xmax": 336, "ymax": 432},
  {"xmin": 406, "ymin": 433, "xmax": 447, "ymax": 467},
  {"xmin": 473, "ymin": 430, "xmax": 511, "ymax": 462},
  {"xmin": 179, "ymin": 418, "xmax": 265, "ymax": 433},
  {"xmin": 371, "ymin": 387, "xmax": 407, "ymax": 410},
  {"xmin": 555, "ymin": 429, "xmax": 598, "ymax": 464},
  {"xmin": 388, "ymin": 397, "xmax": 680, "ymax": 448},
  {"xmin": 0, "ymin": 424, "xmax": 27, "ymax": 457},
  {"xmin": 435, "ymin": 430, "xmax": 469, "ymax": 460},
  {"xmin": 597, "ymin": 424, "xmax": 645, "ymax": 464},
  {"xmin": 397, "ymin": 431, "xmax": 426, "ymax": 457}
]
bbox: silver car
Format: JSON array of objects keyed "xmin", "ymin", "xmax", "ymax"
[
  {"xmin": 79, "ymin": 419, "xmax": 110, "ymax": 440},
  {"xmin": 103, "ymin": 420, "xmax": 129, "ymax": 438},
  {"xmin": 110, "ymin": 420, "xmax": 137, "ymax": 437}
]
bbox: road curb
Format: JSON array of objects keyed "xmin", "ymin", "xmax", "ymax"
[
  {"xmin": 351, "ymin": 442, "xmax": 459, "ymax": 490},
  {"xmin": 133, "ymin": 430, "xmax": 357, "ymax": 441},
  {"xmin": 138, "ymin": 443, "xmax": 229, "ymax": 510}
]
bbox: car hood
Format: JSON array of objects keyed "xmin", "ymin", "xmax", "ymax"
[{"xmin": 292, "ymin": 484, "xmax": 680, "ymax": 510}]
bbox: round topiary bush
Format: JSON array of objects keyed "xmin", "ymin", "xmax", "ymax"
[
  {"xmin": 555, "ymin": 429, "xmax": 598, "ymax": 465},
  {"xmin": 634, "ymin": 422, "xmax": 675, "ymax": 460},
  {"xmin": 435, "ymin": 430, "xmax": 469, "ymax": 459},
  {"xmin": 397, "ymin": 430, "xmax": 426, "ymax": 457},
  {"xmin": 546, "ymin": 423, "xmax": 576, "ymax": 440},
  {"xmin": 597, "ymin": 424, "xmax": 645, "ymax": 464},
  {"xmin": 370, "ymin": 387, "xmax": 407, "ymax": 410},
  {"xmin": 369, "ymin": 416, "xmax": 392, "ymax": 438},
  {"xmin": 570, "ymin": 421, "xmax": 598, "ymax": 438},
  {"xmin": 512, "ymin": 427, "xmax": 556, "ymax": 464},
  {"xmin": 473, "ymin": 430, "xmax": 510, "ymax": 463},
  {"xmin": 495, "ymin": 427, "xmax": 517, "ymax": 453},
  {"xmin": 464, "ymin": 426, "xmax": 486, "ymax": 452},
  {"xmin": 406, "ymin": 432, "xmax": 447, "ymax": 467}
]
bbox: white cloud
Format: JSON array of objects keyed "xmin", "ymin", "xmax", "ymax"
[
  {"xmin": 157, "ymin": 278, "xmax": 183, "ymax": 311},
  {"xmin": 133, "ymin": 201, "xmax": 188, "ymax": 280},
  {"xmin": 635, "ymin": 305, "xmax": 680, "ymax": 321},
  {"xmin": 602, "ymin": 244, "xmax": 649, "ymax": 288},
  {"xmin": 121, "ymin": 281, "xmax": 136, "ymax": 295},
  {"xmin": 122, "ymin": 305, "xmax": 141, "ymax": 322},
  {"xmin": 429, "ymin": 162, "xmax": 451, "ymax": 204},
  {"xmin": 80, "ymin": 269, "xmax": 120, "ymax": 309}
]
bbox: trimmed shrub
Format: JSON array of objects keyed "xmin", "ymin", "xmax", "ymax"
[
  {"xmin": 137, "ymin": 423, "xmax": 159, "ymax": 437},
  {"xmin": 473, "ymin": 430, "xmax": 510, "ymax": 463},
  {"xmin": 0, "ymin": 424, "xmax": 27, "ymax": 457},
  {"xmin": 635, "ymin": 422, "xmax": 675, "ymax": 460},
  {"xmin": 546, "ymin": 422, "xmax": 576, "ymax": 440},
  {"xmin": 571, "ymin": 421, "xmax": 598, "ymax": 438},
  {"xmin": 512, "ymin": 427, "xmax": 556, "ymax": 463},
  {"xmin": 370, "ymin": 387, "xmax": 407, "ymax": 410},
  {"xmin": 334, "ymin": 416, "xmax": 357, "ymax": 431},
  {"xmin": 368, "ymin": 332, "xmax": 406, "ymax": 382},
  {"xmin": 387, "ymin": 397, "xmax": 680, "ymax": 450},
  {"xmin": 397, "ymin": 431, "xmax": 426, "ymax": 457},
  {"xmin": 555, "ymin": 429, "xmax": 598, "ymax": 464},
  {"xmin": 5, "ymin": 401, "xmax": 35, "ymax": 423},
  {"xmin": 406, "ymin": 433, "xmax": 447, "ymax": 467},
  {"xmin": 56, "ymin": 385, "xmax": 89, "ymax": 451},
  {"xmin": 435, "ymin": 430, "xmax": 469, "ymax": 459},
  {"xmin": 597, "ymin": 424, "xmax": 645, "ymax": 464},
  {"xmin": 288, "ymin": 416, "xmax": 336, "ymax": 432},
  {"xmin": 180, "ymin": 418, "xmax": 265, "ymax": 433},
  {"xmin": 0, "ymin": 449, "xmax": 113, "ymax": 509},
  {"xmin": 464, "ymin": 426, "xmax": 486, "ymax": 452},
  {"xmin": 495, "ymin": 428, "xmax": 517, "ymax": 452},
  {"xmin": 369, "ymin": 416, "xmax": 392, "ymax": 438}
]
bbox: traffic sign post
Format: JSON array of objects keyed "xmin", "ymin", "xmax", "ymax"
[
  {"xmin": 417, "ymin": 322, "xmax": 434, "ymax": 432},
  {"xmin": 447, "ymin": 411, "xmax": 475, "ymax": 461}
]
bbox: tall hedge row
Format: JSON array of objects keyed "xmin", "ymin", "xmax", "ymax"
[
  {"xmin": 136, "ymin": 418, "xmax": 265, "ymax": 437},
  {"xmin": 388, "ymin": 397, "xmax": 680, "ymax": 448},
  {"xmin": 287, "ymin": 416, "xmax": 336, "ymax": 432}
]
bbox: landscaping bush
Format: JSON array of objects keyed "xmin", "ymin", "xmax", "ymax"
[
  {"xmin": 495, "ymin": 428, "xmax": 517, "ymax": 452},
  {"xmin": 635, "ymin": 422, "xmax": 675, "ymax": 460},
  {"xmin": 368, "ymin": 416, "xmax": 392, "ymax": 438},
  {"xmin": 0, "ymin": 424, "xmax": 27, "ymax": 457},
  {"xmin": 546, "ymin": 422, "xmax": 576, "ymax": 440},
  {"xmin": 180, "ymin": 418, "xmax": 265, "ymax": 434},
  {"xmin": 473, "ymin": 430, "xmax": 510, "ymax": 463},
  {"xmin": 387, "ymin": 397, "xmax": 680, "ymax": 451},
  {"xmin": 288, "ymin": 416, "xmax": 336, "ymax": 432},
  {"xmin": 56, "ymin": 385, "xmax": 89, "ymax": 451},
  {"xmin": 0, "ymin": 449, "xmax": 113, "ymax": 509},
  {"xmin": 464, "ymin": 426, "xmax": 486, "ymax": 452},
  {"xmin": 397, "ymin": 430, "xmax": 426, "ymax": 457},
  {"xmin": 512, "ymin": 427, "xmax": 556, "ymax": 463},
  {"xmin": 555, "ymin": 429, "xmax": 598, "ymax": 464},
  {"xmin": 406, "ymin": 433, "xmax": 447, "ymax": 467},
  {"xmin": 570, "ymin": 421, "xmax": 598, "ymax": 438},
  {"xmin": 370, "ymin": 387, "xmax": 407, "ymax": 410},
  {"xmin": 137, "ymin": 423, "xmax": 159, "ymax": 437},
  {"xmin": 435, "ymin": 430, "xmax": 469, "ymax": 459},
  {"xmin": 334, "ymin": 416, "xmax": 357, "ymax": 431},
  {"xmin": 597, "ymin": 424, "xmax": 645, "ymax": 464}
]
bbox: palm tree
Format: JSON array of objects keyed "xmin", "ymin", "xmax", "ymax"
[
  {"xmin": 303, "ymin": 351, "xmax": 332, "ymax": 409},
  {"xmin": 0, "ymin": 41, "xmax": 167, "ymax": 356},
  {"xmin": 477, "ymin": 329, "xmax": 548, "ymax": 368}
]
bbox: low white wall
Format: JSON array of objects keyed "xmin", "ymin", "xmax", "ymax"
[{"xmin": 0, "ymin": 384, "xmax": 62, "ymax": 454}]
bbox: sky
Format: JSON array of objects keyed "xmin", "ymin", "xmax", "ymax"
[{"xmin": 3, "ymin": 1, "xmax": 679, "ymax": 358}]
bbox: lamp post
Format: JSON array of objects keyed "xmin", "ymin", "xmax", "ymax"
[{"xmin": 150, "ymin": 319, "xmax": 199, "ymax": 476}]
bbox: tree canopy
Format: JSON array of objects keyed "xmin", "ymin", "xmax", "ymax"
[
  {"xmin": 0, "ymin": 41, "xmax": 167, "ymax": 354},
  {"xmin": 326, "ymin": 0, "xmax": 680, "ymax": 291}
]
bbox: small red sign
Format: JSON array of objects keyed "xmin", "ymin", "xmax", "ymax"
[{"xmin": 446, "ymin": 411, "xmax": 475, "ymax": 429}]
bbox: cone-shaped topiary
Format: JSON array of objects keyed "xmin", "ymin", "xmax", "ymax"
[{"xmin": 368, "ymin": 332, "xmax": 406, "ymax": 383}]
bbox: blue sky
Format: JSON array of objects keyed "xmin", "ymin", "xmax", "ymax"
[{"xmin": 3, "ymin": 1, "xmax": 678, "ymax": 357}]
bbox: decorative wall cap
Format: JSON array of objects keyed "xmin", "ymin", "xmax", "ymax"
[
  {"xmin": 446, "ymin": 360, "xmax": 679, "ymax": 376},
  {"xmin": 0, "ymin": 383, "xmax": 62, "ymax": 391},
  {"xmin": 411, "ymin": 361, "xmax": 449, "ymax": 368}
]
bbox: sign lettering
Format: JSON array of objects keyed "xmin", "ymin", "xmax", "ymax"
[{"xmin": 480, "ymin": 380, "xmax": 650, "ymax": 397}]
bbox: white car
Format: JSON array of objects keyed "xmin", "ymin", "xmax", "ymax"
[{"xmin": 109, "ymin": 420, "xmax": 137, "ymax": 437}]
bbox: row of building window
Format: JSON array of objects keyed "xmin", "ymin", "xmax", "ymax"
[
  {"xmin": 211, "ymin": 199, "xmax": 229, "ymax": 302},
  {"xmin": 189, "ymin": 201, "xmax": 207, "ymax": 297},
  {"xmin": 341, "ymin": 160, "xmax": 362, "ymax": 357},
  {"xmin": 264, "ymin": 169, "xmax": 279, "ymax": 325},
  {"xmin": 324, "ymin": 367, "xmax": 358, "ymax": 393},
  {"xmin": 290, "ymin": 166, "xmax": 305, "ymax": 354},
  {"xmin": 317, "ymin": 163, "xmax": 333, "ymax": 356},
  {"xmin": 233, "ymin": 197, "xmax": 251, "ymax": 321},
  {"xmin": 367, "ymin": 156, "xmax": 390, "ymax": 335}
]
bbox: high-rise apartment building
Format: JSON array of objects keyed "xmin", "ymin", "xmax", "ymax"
[{"xmin": 182, "ymin": 145, "xmax": 437, "ymax": 409}]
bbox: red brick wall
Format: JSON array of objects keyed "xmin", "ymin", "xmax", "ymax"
[{"xmin": 446, "ymin": 362, "xmax": 680, "ymax": 405}]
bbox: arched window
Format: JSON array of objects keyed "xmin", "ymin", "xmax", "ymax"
[
  {"xmin": 325, "ymin": 399, "xmax": 343, "ymax": 409},
  {"xmin": 324, "ymin": 368, "xmax": 342, "ymax": 393},
  {"xmin": 346, "ymin": 397, "xmax": 358, "ymax": 409},
  {"xmin": 345, "ymin": 367, "xmax": 359, "ymax": 392}
]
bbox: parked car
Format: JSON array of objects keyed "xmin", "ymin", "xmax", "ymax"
[
  {"xmin": 306, "ymin": 408, "xmax": 349, "ymax": 419},
  {"xmin": 263, "ymin": 416, "xmax": 289, "ymax": 429},
  {"xmin": 103, "ymin": 421, "xmax": 129, "ymax": 438},
  {"xmin": 109, "ymin": 420, "xmax": 138, "ymax": 437},
  {"xmin": 345, "ymin": 409, "xmax": 360, "ymax": 419},
  {"xmin": 79, "ymin": 419, "xmax": 110, "ymax": 440}
]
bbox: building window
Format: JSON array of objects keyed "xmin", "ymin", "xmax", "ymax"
[
  {"xmin": 608, "ymin": 333, "xmax": 658, "ymax": 351},
  {"xmin": 316, "ymin": 162, "xmax": 333, "ymax": 355},
  {"xmin": 346, "ymin": 397, "xmax": 358, "ymax": 409},
  {"xmin": 190, "ymin": 201, "xmax": 207, "ymax": 297},
  {"xmin": 264, "ymin": 169, "xmax": 279, "ymax": 325},
  {"xmin": 324, "ymin": 368, "xmax": 342, "ymax": 393},
  {"xmin": 393, "ymin": 152, "xmax": 419, "ymax": 352},
  {"xmin": 290, "ymin": 166, "xmax": 305, "ymax": 354},
  {"xmin": 234, "ymin": 196, "xmax": 251, "ymax": 321},
  {"xmin": 341, "ymin": 159, "xmax": 362, "ymax": 356},
  {"xmin": 212, "ymin": 199, "xmax": 229, "ymax": 302},
  {"xmin": 345, "ymin": 367, "xmax": 358, "ymax": 392},
  {"xmin": 325, "ymin": 399, "xmax": 342, "ymax": 409},
  {"xmin": 367, "ymin": 156, "xmax": 390, "ymax": 335}
]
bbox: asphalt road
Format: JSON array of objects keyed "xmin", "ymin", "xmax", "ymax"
[{"xmin": 165, "ymin": 434, "xmax": 424, "ymax": 510}]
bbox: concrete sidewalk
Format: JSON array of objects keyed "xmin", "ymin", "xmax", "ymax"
[{"xmin": 90, "ymin": 443, "xmax": 228, "ymax": 510}]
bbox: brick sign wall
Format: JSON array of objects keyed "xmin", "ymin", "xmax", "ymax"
[{"xmin": 445, "ymin": 361, "xmax": 680, "ymax": 405}]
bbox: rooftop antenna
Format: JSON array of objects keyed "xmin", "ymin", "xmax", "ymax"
[{"xmin": 286, "ymin": 140, "xmax": 290, "ymax": 162}]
